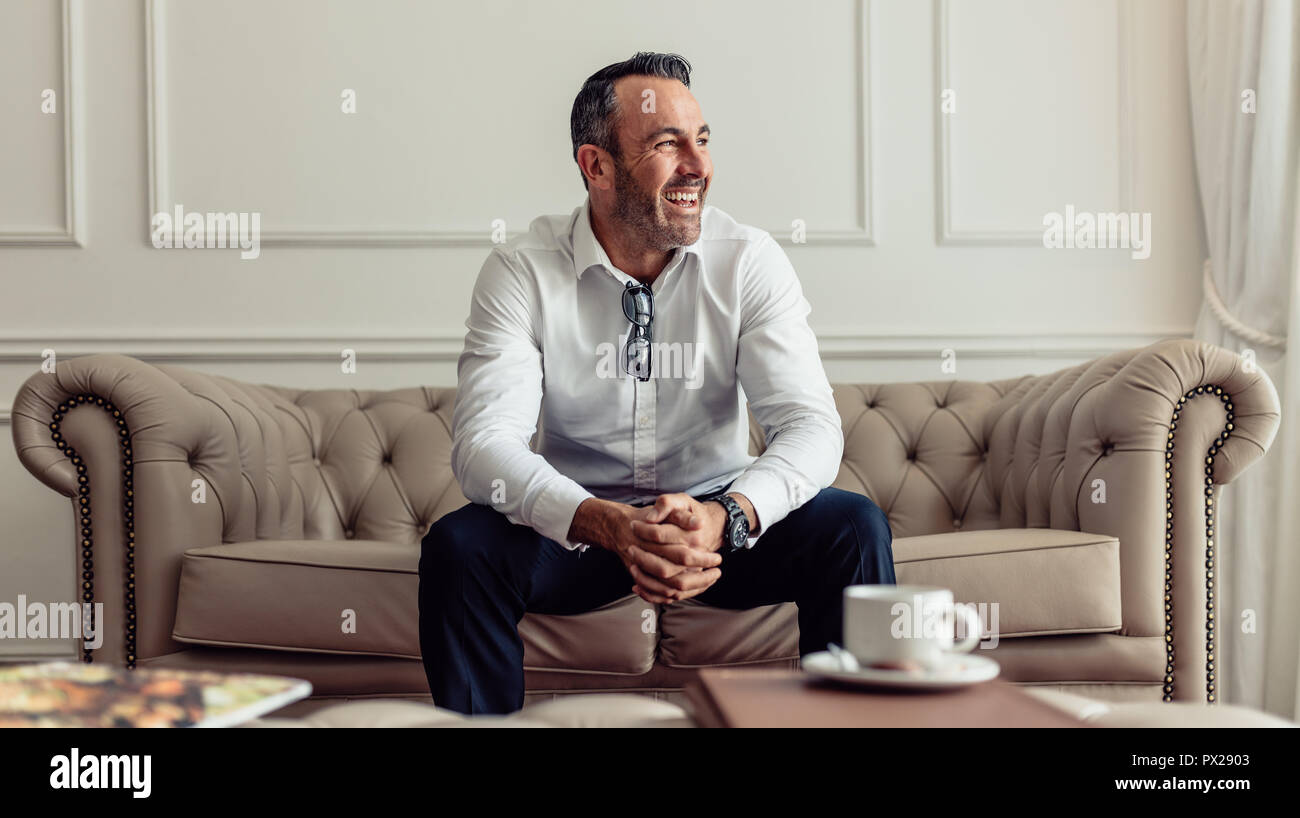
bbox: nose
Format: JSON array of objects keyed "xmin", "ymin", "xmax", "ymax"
[{"xmin": 677, "ymin": 140, "xmax": 711, "ymax": 183}]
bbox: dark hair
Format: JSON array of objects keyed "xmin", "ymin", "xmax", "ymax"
[{"xmin": 570, "ymin": 52, "xmax": 693, "ymax": 189}]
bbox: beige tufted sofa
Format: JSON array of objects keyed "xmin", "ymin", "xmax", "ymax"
[{"xmin": 10, "ymin": 338, "xmax": 1280, "ymax": 714}]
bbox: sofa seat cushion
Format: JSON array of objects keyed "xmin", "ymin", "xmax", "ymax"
[
  {"xmin": 656, "ymin": 528, "xmax": 1120, "ymax": 666},
  {"xmin": 172, "ymin": 540, "xmax": 656, "ymax": 674},
  {"xmin": 894, "ymin": 528, "xmax": 1122, "ymax": 638},
  {"xmin": 657, "ymin": 600, "xmax": 799, "ymax": 667}
]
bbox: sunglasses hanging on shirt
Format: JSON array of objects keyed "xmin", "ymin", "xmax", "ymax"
[{"xmin": 621, "ymin": 281, "xmax": 654, "ymax": 381}]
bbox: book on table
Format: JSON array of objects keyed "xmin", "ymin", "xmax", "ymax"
[{"xmin": 0, "ymin": 661, "xmax": 311, "ymax": 728}]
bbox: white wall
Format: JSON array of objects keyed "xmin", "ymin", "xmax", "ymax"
[{"xmin": 0, "ymin": 0, "xmax": 1205, "ymax": 658}]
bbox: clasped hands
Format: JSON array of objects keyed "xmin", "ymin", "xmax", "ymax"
[{"xmin": 603, "ymin": 493, "xmax": 727, "ymax": 605}]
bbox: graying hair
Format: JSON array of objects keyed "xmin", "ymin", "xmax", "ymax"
[{"xmin": 570, "ymin": 52, "xmax": 693, "ymax": 189}]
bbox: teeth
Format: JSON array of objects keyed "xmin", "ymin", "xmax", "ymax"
[{"xmin": 665, "ymin": 191, "xmax": 699, "ymax": 203}]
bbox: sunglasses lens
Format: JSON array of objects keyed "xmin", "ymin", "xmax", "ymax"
[
  {"xmin": 622, "ymin": 286, "xmax": 653, "ymax": 326},
  {"xmin": 624, "ymin": 334, "xmax": 652, "ymax": 379}
]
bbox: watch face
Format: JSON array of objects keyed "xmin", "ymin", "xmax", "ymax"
[{"xmin": 730, "ymin": 522, "xmax": 747, "ymax": 549}]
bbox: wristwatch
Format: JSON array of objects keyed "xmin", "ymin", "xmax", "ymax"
[{"xmin": 710, "ymin": 494, "xmax": 752, "ymax": 551}]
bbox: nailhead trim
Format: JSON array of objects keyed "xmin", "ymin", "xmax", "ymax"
[
  {"xmin": 1165, "ymin": 385, "xmax": 1230, "ymax": 703},
  {"xmin": 49, "ymin": 394, "xmax": 136, "ymax": 670}
]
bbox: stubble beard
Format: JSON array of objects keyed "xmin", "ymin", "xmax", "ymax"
[{"xmin": 612, "ymin": 160, "xmax": 702, "ymax": 252}]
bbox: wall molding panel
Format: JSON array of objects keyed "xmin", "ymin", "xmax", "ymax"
[
  {"xmin": 144, "ymin": 0, "xmax": 877, "ymax": 247},
  {"xmin": 0, "ymin": 0, "xmax": 85, "ymax": 246},
  {"xmin": 934, "ymin": 0, "xmax": 1135, "ymax": 246}
]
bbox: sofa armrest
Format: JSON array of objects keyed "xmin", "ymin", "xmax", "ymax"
[
  {"xmin": 10, "ymin": 353, "xmax": 231, "ymax": 667},
  {"xmin": 987, "ymin": 338, "xmax": 1280, "ymax": 702}
]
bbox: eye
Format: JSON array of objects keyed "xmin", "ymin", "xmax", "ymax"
[
  {"xmin": 656, "ymin": 140, "xmax": 675, "ymax": 150},
  {"xmin": 697, "ymin": 138, "xmax": 709, "ymax": 147}
]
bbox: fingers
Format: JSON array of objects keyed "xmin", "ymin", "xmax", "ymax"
[
  {"xmin": 631, "ymin": 518, "xmax": 709, "ymax": 546},
  {"xmin": 632, "ymin": 584, "xmax": 673, "ymax": 604},
  {"xmin": 663, "ymin": 506, "xmax": 702, "ymax": 531},
  {"xmin": 626, "ymin": 544, "xmax": 687, "ymax": 581},
  {"xmin": 629, "ymin": 565, "xmax": 677, "ymax": 600},
  {"xmin": 666, "ymin": 566, "xmax": 721, "ymax": 594},
  {"xmin": 641, "ymin": 493, "xmax": 696, "ymax": 526},
  {"xmin": 642, "ymin": 495, "xmax": 675, "ymax": 524},
  {"xmin": 630, "ymin": 563, "xmax": 721, "ymax": 599},
  {"xmin": 640, "ymin": 505, "xmax": 669, "ymax": 525},
  {"xmin": 630, "ymin": 519, "xmax": 689, "ymax": 545},
  {"xmin": 639, "ymin": 542, "xmax": 721, "ymax": 569}
]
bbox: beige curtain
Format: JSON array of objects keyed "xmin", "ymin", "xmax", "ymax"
[{"xmin": 1187, "ymin": 0, "xmax": 1300, "ymax": 717}]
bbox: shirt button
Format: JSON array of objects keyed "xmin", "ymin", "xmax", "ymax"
[{"xmin": 639, "ymin": 416, "xmax": 650, "ymax": 426}]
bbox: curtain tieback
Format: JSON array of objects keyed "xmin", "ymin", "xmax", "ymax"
[{"xmin": 1201, "ymin": 257, "xmax": 1287, "ymax": 349}]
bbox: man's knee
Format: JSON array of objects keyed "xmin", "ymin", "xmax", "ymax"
[
  {"xmin": 838, "ymin": 491, "xmax": 895, "ymax": 583},
  {"xmin": 845, "ymin": 491, "xmax": 892, "ymax": 551},
  {"xmin": 815, "ymin": 488, "xmax": 893, "ymax": 559},
  {"xmin": 420, "ymin": 503, "xmax": 501, "ymax": 576}
]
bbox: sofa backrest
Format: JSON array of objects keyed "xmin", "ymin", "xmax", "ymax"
[
  {"xmin": 192, "ymin": 377, "xmax": 468, "ymax": 545},
  {"xmin": 828, "ymin": 379, "xmax": 1039, "ymax": 537},
  {"xmin": 152, "ymin": 372, "xmax": 1039, "ymax": 545}
]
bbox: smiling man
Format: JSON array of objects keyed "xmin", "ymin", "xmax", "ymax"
[{"xmin": 419, "ymin": 52, "xmax": 896, "ymax": 714}]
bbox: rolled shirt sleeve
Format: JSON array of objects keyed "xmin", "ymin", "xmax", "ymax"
[
  {"xmin": 450, "ymin": 248, "xmax": 595, "ymax": 549},
  {"xmin": 727, "ymin": 233, "xmax": 845, "ymax": 538}
]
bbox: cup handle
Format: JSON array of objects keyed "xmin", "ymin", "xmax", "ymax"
[{"xmin": 947, "ymin": 604, "xmax": 983, "ymax": 653}]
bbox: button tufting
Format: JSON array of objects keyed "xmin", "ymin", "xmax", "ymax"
[
  {"xmin": 952, "ymin": 518, "xmax": 963, "ymax": 529},
  {"xmin": 344, "ymin": 528, "xmax": 354, "ymax": 539},
  {"xmin": 313, "ymin": 457, "xmax": 322, "ymax": 466}
]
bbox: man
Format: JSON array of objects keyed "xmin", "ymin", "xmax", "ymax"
[{"xmin": 420, "ymin": 52, "xmax": 895, "ymax": 714}]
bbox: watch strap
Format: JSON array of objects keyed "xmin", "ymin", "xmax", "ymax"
[{"xmin": 713, "ymin": 494, "xmax": 749, "ymax": 550}]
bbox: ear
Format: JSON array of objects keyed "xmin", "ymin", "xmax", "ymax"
[{"xmin": 576, "ymin": 144, "xmax": 615, "ymax": 192}]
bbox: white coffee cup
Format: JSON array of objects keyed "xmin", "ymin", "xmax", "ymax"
[{"xmin": 843, "ymin": 585, "xmax": 982, "ymax": 668}]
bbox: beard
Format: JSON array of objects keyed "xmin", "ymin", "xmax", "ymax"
[{"xmin": 612, "ymin": 160, "xmax": 703, "ymax": 251}]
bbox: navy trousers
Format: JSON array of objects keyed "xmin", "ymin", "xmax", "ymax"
[{"xmin": 418, "ymin": 486, "xmax": 896, "ymax": 714}]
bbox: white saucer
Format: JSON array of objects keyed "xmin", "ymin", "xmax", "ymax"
[{"xmin": 801, "ymin": 650, "xmax": 1000, "ymax": 691}]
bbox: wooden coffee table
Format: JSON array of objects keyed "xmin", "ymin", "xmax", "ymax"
[{"xmin": 687, "ymin": 667, "xmax": 1086, "ymax": 728}]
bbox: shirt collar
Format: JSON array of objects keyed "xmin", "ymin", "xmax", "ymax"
[{"xmin": 571, "ymin": 196, "xmax": 703, "ymax": 281}]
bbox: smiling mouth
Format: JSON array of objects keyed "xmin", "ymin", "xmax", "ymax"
[{"xmin": 662, "ymin": 190, "xmax": 700, "ymax": 210}]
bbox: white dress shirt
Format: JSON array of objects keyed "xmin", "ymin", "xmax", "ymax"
[{"xmin": 450, "ymin": 197, "xmax": 844, "ymax": 550}]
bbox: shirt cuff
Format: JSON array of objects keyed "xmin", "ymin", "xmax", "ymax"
[
  {"xmin": 529, "ymin": 477, "xmax": 596, "ymax": 551},
  {"xmin": 726, "ymin": 470, "xmax": 794, "ymax": 543}
]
